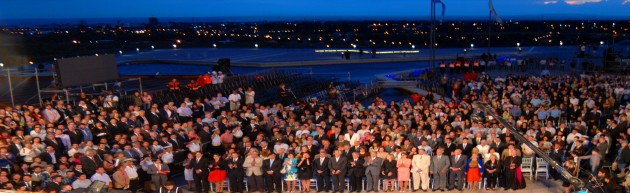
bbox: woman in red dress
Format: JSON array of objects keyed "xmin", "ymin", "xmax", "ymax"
[
  {"xmin": 465, "ymin": 153, "xmax": 484, "ymax": 191},
  {"xmin": 208, "ymin": 153, "xmax": 227, "ymax": 193}
]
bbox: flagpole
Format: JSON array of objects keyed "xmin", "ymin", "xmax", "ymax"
[
  {"xmin": 487, "ymin": 10, "xmax": 492, "ymax": 55},
  {"xmin": 429, "ymin": 0, "xmax": 436, "ymax": 70}
]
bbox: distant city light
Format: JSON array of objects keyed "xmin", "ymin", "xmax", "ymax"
[
  {"xmin": 172, "ymin": 44, "xmax": 177, "ymax": 48},
  {"xmin": 412, "ymin": 44, "xmax": 416, "ymax": 49},
  {"xmin": 95, "ymin": 54, "xmax": 99, "ymax": 56},
  {"xmin": 136, "ymin": 48, "xmax": 140, "ymax": 51},
  {"xmin": 254, "ymin": 43, "xmax": 259, "ymax": 48},
  {"xmin": 151, "ymin": 45, "xmax": 155, "ymax": 49},
  {"xmin": 600, "ymin": 41, "xmax": 604, "ymax": 45},
  {"xmin": 559, "ymin": 41, "xmax": 564, "ymax": 46},
  {"xmin": 72, "ymin": 40, "xmax": 78, "ymax": 44},
  {"xmin": 470, "ymin": 44, "xmax": 475, "ymax": 48},
  {"xmin": 176, "ymin": 40, "xmax": 182, "ymax": 44},
  {"xmin": 0, "ymin": 63, "xmax": 4, "ymax": 67},
  {"xmin": 213, "ymin": 44, "xmax": 217, "ymax": 48},
  {"xmin": 352, "ymin": 44, "xmax": 357, "ymax": 49},
  {"xmin": 119, "ymin": 50, "xmax": 123, "ymax": 54},
  {"xmin": 29, "ymin": 61, "xmax": 34, "ymax": 64},
  {"xmin": 516, "ymin": 42, "xmax": 520, "ymax": 47}
]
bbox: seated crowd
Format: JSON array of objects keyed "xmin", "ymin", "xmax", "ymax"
[{"xmin": 0, "ymin": 71, "xmax": 628, "ymax": 193}]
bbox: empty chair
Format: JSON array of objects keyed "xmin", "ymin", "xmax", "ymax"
[
  {"xmin": 535, "ymin": 158, "xmax": 549, "ymax": 180},
  {"xmin": 521, "ymin": 157, "xmax": 534, "ymax": 180}
]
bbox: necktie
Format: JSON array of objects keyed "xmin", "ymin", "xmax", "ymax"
[{"xmin": 321, "ymin": 158, "xmax": 324, "ymax": 165}]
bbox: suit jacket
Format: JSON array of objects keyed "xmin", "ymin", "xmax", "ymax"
[
  {"xmin": 347, "ymin": 158, "xmax": 365, "ymax": 177},
  {"xmin": 147, "ymin": 163, "xmax": 170, "ymax": 176},
  {"xmin": 450, "ymin": 155, "xmax": 468, "ymax": 171},
  {"xmin": 314, "ymin": 156, "xmax": 331, "ymax": 173},
  {"xmin": 443, "ymin": 143, "xmax": 457, "ymax": 156},
  {"xmin": 411, "ymin": 154, "xmax": 431, "ymax": 173},
  {"xmin": 457, "ymin": 143, "xmax": 474, "ymax": 157},
  {"xmin": 363, "ymin": 156, "xmax": 383, "ymax": 175},
  {"xmin": 190, "ymin": 157, "xmax": 210, "ymax": 178},
  {"xmin": 9, "ymin": 144, "xmax": 22, "ymax": 157},
  {"xmin": 40, "ymin": 151, "xmax": 61, "ymax": 165},
  {"xmin": 45, "ymin": 182, "xmax": 62, "ymax": 192},
  {"xmin": 578, "ymin": 153, "xmax": 602, "ymax": 172},
  {"xmin": 227, "ymin": 157, "xmax": 245, "ymax": 175},
  {"xmin": 328, "ymin": 156, "xmax": 347, "ymax": 175},
  {"xmin": 79, "ymin": 156, "xmax": 102, "ymax": 176},
  {"xmin": 112, "ymin": 170, "xmax": 130, "ymax": 189},
  {"xmin": 262, "ymin": 158, "xmax": 283, "ymax": 176},
  {"xmin": 19, "ymin": 181, "xmax": 40, "ymax": 192},
  {"xmin": 619, "ymin": 147, "xmax": 630, "ymax": 165},
  {"xmin": 430, "ymin": 155, "xmax": 450, "ymax": 173},
  {"xmin": 243, "ymin": 156, "xmax": 263, "ymax": 176}
]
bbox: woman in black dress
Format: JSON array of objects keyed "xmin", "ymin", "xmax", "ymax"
[
  {"xmin": 297, "ymin": 152, "xmax": 312, "ymax": 193},
  {"xmin": 562, "ymin": 160, "xmax": 577, "ymax": 193},
  {"xmin": 382, "ymin": 154, "xmax": 397, "ymax": 192},
  {"xmin": 484, "ymin": 154, "xmax": 500, "ymax": 190}
]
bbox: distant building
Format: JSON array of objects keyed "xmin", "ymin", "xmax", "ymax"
[{"xmin": 148, "ymin": 17, "xmax": 159, "ymax": 27}]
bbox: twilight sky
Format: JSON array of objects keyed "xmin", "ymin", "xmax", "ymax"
[{"xmin": 0, "ymin": 0, "xmax": 628, "ymax": 20}]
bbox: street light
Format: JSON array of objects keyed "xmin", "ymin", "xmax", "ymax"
[
  {"xmin": 600, "ymin": 41, "xmax": 604, "ymax": 45},
  {"xmin": 516, "ymin": 42, "xmax": 521, "ymax": 47},
  {"xmin": 254, "ymin": 43, "xmax": 259, "ymax": 48},
  {"xmin": 0, "ymin": 63, "xmax": 4, "ymax": 68},
  {"xmin": 136, "ymin": 48, "xmax": 140, "ymax": 52},
  {"xmin": 470, "ymin": 43, "xmax": 475, "ymax": 48},
  {"xmin": 151, "ymin": 45, "xmax": 155, "ymax": 49},
  {"xmin": 559, "ymin": 41, "xmax": 564, "ymax": 46},
  {"xmin": 119, "ymin": 50, "xmax": 123, "ymax": 54},
  {"xmin": 412, "ymin": 44, "xmax": 416, "ymax": 49},
  {"xmin": 172, "ymin": 44, "xmax": 177, "ymax": 48},
  {"xmin": 213, "ymin": 44, "xmax": 217, "ymax": 48}
]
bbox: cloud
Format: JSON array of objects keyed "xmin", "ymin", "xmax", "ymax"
[
  {"xmin": 564, "ymin": 0, "xmax": 602, "ymax": 5},
  {"xmin": 624, "ymin": 0, "xmax": 630, "ymax": 4},
  {"xmin": 544, "ymin": 1, "xmax": 558, "ymax": 4}
]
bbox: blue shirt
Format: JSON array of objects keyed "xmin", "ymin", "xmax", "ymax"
[
  {"xmin": 550, "ymin": 109, "xmax": 562, "ymax": 118},
  {"xmin": 537, "ymin": 110, "xmax": 550, "ymax": 120}
]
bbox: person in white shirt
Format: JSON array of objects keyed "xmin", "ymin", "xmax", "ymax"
[
  {"xmin": 228, "ymin": 91, "xmax": 242, "ymax": 111},
  {"xmin": 344, "ymin": 129, "xmax": 360, "ymax": 146},
  {"xmin": 90, "ymin": 167, "xmax": 113, "ymax": 188},
  {"xmin": 161, "ymin": 147, "xmax": 175, "ymax": 164},
  {"xmin": 187, "ymin": 138, "xmax": 201, "ymax": 153}
]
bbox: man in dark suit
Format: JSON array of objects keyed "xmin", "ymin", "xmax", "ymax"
[
  {"xmin": 490, "ymin": 138, "xmax": 506, "ymax": 155},
  {"xmin": 457, "ymin": 138, "xmax": 474, "ymax": 157},
  {"xmin": 328, "ymin": 150, "xmax": 347, "ymax": 193},
  {"xmin": 8, "ymin": 138, "xmax": 22, "ymax": 161},
  {"xmin": 79, "ymin": 150, "xmax": 102, "ymax": 178},
  {"xmin": 19, "ymin": 175, "xmax": 40, "ymax": 192},
  {"xmin": 314, "ymin": 150, "xmax": 332, "ymax": 192},
  {"xmin": 65, "ymin": 124, "xmax": 84, "ymax": 145},
  {"xmin": 347, "ymin": 152, "xmax": 365, "ymax": 192},
  {"xmin": 44, "ymin": 134, "xmax": 65, "ymax": 153},
  {"xmin": 443, "ymin": 138, "xmax": 457, "ymax": 156},
  {"xmin": 548, "ymin": 143, "xmax": 565, "ymax": 180},
  {"xmin": 190, "ymin": 152, "xmax": 209, "ymax": 193},
  {"xmin": 262, "ymin": 153, "xmax": 283, "ymax": 193},
  {"xmin": 449, "ymin": 149, "xmax": 467, "ymax": 190},
  {"xmin": 227, "ymin": 152, "xmax": 245, "ymax": 193},
  {"xmin": 40, "ymin": 146, "xmax": 62, "ymax": 165},
  {"xmin": 46, "ymin": 175, "xmax": 63, "ymax": 192}
]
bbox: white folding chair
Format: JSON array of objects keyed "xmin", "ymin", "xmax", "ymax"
[
  {"xmin": 521, "ymin": 157, "xmax": 534, "ymax": 180},
  {"xmin": 535, "ymin": 158, "xmax": 549, "ymax": 180},
  {"xmin": 310, "ymin": 179, "xmax": 318, "ymax": 191}
]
